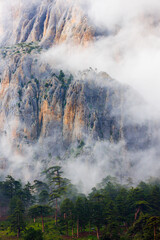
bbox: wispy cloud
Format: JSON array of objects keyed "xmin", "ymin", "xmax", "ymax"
[
  {"xmin": 0, "ymin": 0, "xmax": 160, "ymax": 191},
  {"xmin": 41, "ymin": 0, "xmax": 160, "ymax": 112}
]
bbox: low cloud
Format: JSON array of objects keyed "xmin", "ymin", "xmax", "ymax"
[
  {"xmin": 64, "ymin": 136, "xmax": 160, "ymax": 193},
  {"xmin": 41, "ymin": 0, "xmax": 160, "ymax": 114},
  {"xmin": 40, "ymin": 0, "xmax": 160, "ymax": 192},
  {"xmin": 0, "ymin": 0, "xmax": 160, "ymax": 191}
]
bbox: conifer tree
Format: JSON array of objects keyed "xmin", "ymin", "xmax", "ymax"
[
  {"xmin": 9, "ymin": 198, "xmax": 25, "ymax": 238},
  {"xmin": 45, "ymin": 166, "xmax": 70, "ymax": 225},
  {"xmin": 28, "ymin": 205, "xmax": 52, "ymax": 232}
]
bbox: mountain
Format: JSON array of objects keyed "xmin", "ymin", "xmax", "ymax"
[
  {"xmin": 0, "ymin": 0, "xmax": 152, "ymax": 183},
  {"xmin": 0, "ymin": 0, "xmax": 93, "ymax": 47}
]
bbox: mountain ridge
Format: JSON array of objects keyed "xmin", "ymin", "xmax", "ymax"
[
  {"xmin": 0, "ymin": 0, "xmax": 154, "ymax": 185},
  {"xmin": 0, "ymin": 0, "xmax": 94, "ymax": 47}
]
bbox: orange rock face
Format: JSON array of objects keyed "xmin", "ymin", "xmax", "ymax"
[
  {"xmin": 0, "ymin": 70, "xmax": 10, "ymax": 97},
  {"xmin": 0, "ymin": 0, "xmax": 94, "ymax": 47},
  {"xmin": 39, "ymin": 100, "xmax": 60, "ymax": 136}
]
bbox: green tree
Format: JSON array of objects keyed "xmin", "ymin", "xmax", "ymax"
[
  {"xmin": 129, "ymin": 213, "xmax": 151, "ymax": 240},
  {"xmin": 39, "ymin": 190, "xmax": 49, "ymax": 205},
  {"xmin": 45, "ymin": 166, "xmax": 69, "ymax": 225},
  {"xmin": 105, "ymin": 199, "xmax": 119, "ymax": 239},
  {"xmin": 3, "ymin": 176, "xmax": 22, "ymax": 200},
  {"xmin": 23, "ymin": 182, "xmax": 34, "ymax": 209},
  {"xmin": 89, "ymin": 189, "xmax": 104, "ymax": 240},
  {"xmin": 74, "ymin": 196, "xmax": 89, "ymax": 238},
  {"xmin": 24, "ymin": 227, "xmax": 43, "ymax": 240},
  {"xmin": 134, "ymin": 200, "xmax": 150, "ymax": 219},
  {"xmin": 58, "ymin": 70, "xmax": 65, "ymax": 84},
  {"xmin": 33, "ymin": 180, "xmax": 49, "ymax": 194},
  {"xmin": 60, "ymin": 198, "xmax": 74, "ymax": 236},
  {"xmin": 9, "ymin": 198, "xmax": 25, "ymax": 238},
  {"xmin": 147, "ymin": 216, "xmax": 160, "ymax": 240},
  {"xmin": 127, "ymin": 187, "xmax": 145, "ymax": 222},
  {"xmin": 28, "ymin": 205, "xmax": 52, "ymax": 232},
  {"xmin": 149, "ymin": 186, "xmax": 160, "ymax": 215},
  {"xmin": 116, "ymin": 188, "xmax": 128, "ymax": 225}
]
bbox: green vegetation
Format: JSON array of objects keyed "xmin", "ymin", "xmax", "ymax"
[
  {"xmin": 1, "ymin": 172, "xmax": 160, "ymax": 239},
  {"xmin": 0, "ymin": 42, "xmax": 42, "ymax": 58},
  {"xmin": 18, "ymin": 89, "xmax": 22, "ymax": 100},
  {"xmin": 9, "ymin": 199, "xmax": 25, "ymax": 238},
  {"xmin": 57, "ymin": 70, "xmax": 73, "ymax": 88},
  {"xmin": 56, "ymin": 70, "xmax": 73, "ymax": 109},
  {"xmin": 23, "ymin": 228, "xmax": 43, "ymax": 240}
]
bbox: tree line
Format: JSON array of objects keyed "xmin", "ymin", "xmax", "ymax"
[{"xmin": 1, "ymin": 168, "xmax": 160, "ymax": 240}]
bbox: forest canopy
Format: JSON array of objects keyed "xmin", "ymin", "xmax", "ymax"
[{"xmin": 0, "ymin": 168, "xmax": 160, "ymax": 240}]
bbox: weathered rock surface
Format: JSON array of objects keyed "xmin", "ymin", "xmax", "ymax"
[
  {"xmin": 0, "ymin": 0, "xmax": 152, "ymax": 178},
  {"xmin": 0, "ymin": 0, "xmax": 93, "ymax": 47},
  {"xmin": 0, "ymin": 48, "xmax": 150, "ymax": 154}
]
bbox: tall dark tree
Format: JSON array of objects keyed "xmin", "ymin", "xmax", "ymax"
[
  {"xmin": 127, "ymin": 187, "xmax": 145, "ymax": 223},
  {"xmin": 147, "ymin": 216, "xmax": 160, "ymax": 240},
  {"xmin": 3, "ymin": 176, "xmax": 22, "ymax": 200},
  {"xmin": 23, "ymin": 182, "xmax": 34, "ymax": 209},
  {"xmin": 58, "ymin": 70, "xmax": 65, "ymax": 84},
  {"xmin": 89, "ymin": 189, "xmax": 104, "ymax": 240},
  {"xmin": 75, "ymin": 196, "xmax": 89, "ymax": 238},
  {"xmin": 116, "ymin": 188, "xmax": 128, "ymax": 225},
  {"xmin": 33, "ymin": 180, "xmax": 49, "ymax": 194},
  {"xmin": 149, "ymin": 186, "xmax": 160, "ymax": 215},
  {"xmin": 28, "ymin": 205, "xmax": 52, "ymax": 232},
  {"xmin": 39, "ymin": 190, "xmax": 49, "ymax": 205},
  {"xmin": 9, "ymin": 198, "xmax": 25, "ymax": 238},
  {"xmin": 60, "ymin": 198, "xmax": 74, "ymax": 236},
  {"xmin": 45, "ymin": 166, "xmax": 70, "ymax": 225}
]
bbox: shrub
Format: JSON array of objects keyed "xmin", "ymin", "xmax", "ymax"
[{"xmin": 23, "ymin": 227, "xmax": 43, "ymax": 240}]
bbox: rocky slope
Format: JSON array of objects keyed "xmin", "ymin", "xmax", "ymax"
[
  {"xmin": 0, "ymin": 0, "xmax": 152, "ymax": 180},
  {"xmin": 0, "ymin": 44, "xmax": 150, "ymax": 153},
  {"xmin": 0, "ymin": 0, "xmax": 93, "ymax": 47}
]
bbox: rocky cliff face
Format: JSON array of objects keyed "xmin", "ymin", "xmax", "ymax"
[
  {"xmin": 0, "ymin": 0, "xmax": 152, "ymax": 180},
  {"xmin": 0, "ymin": 44, "xmax": 150, "ymax": 152},
  {"xmin": 0, "ymin": 0, "xmax": 93, "ymax": 47}
]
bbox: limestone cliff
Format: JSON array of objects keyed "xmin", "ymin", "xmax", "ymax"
[
  {"xmin": 0, "ymin": 0, "xmax": 152, "ymax": 179},
  {"xmin": 0, "ymin": 45, "xmax": 150, "ymax": 154},
  {"xmin": 0, "ymin": 0, "xmax": 93, "ymax": 47}
]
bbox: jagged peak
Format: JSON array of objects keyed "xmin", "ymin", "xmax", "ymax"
[{"xmin": 0, "ymin": 0, "xmax": 94, "ymax": 48}]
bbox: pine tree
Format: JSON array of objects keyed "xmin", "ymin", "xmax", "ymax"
[
  {"xmin": 28, "ymin": 205, "xmax": 52, "ymax": 232},
  {"xmin": 45, "ymin": 166, "xmax": 70, "ymax": 225},
  {"xmin": 89, "ymin": 189, "xmax": 104, "ymax": 240},
  {"xmin": 9, "ymin": 198, "xmax": 25, "ymax": 238},
  {"xmin": 60, "ymin": 198, "xmax": 74, "ymax": 236}
]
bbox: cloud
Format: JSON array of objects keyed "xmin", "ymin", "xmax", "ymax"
[
  {"xmin": 63, "ymin": 135, "xmax": 160, "ymax": 193},
  {"xmin": 41, "ymin": 0, "xmax": 160, "ymax": 113},
  {"xmin": 40, "ymin": 0, "xmax": 160, "ymax": 192},
  {"xmin": 79, "ymin": 0, "xmax": 160, "ymax": 112},
  {"xmin": 79, "ymin": 0, "xmax": 160, "ymax": 29},
  {"xmin": 63, "ymin": 140, "xmax": 127, "ymax": 193},
  {"xmin": 1, "ymin": 0, "xmax": 160, "ymax": 191}
]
